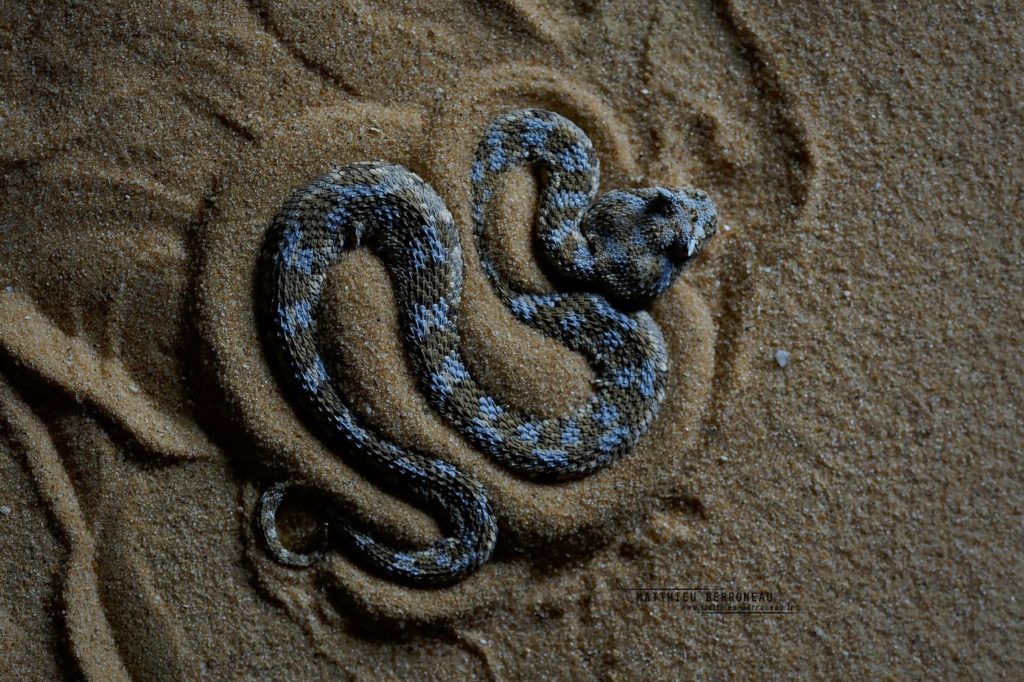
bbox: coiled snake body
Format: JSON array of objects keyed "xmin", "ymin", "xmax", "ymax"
[{"xmin": 257, "ymin": 109, "xmax": 717, "ymax": 585}]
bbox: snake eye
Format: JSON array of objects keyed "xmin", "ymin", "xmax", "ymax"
[{"xmin": 645, "ymin": 188, "xmax": 677, "ymax": 217}]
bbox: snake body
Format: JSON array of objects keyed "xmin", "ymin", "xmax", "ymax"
[{"xmin": 257, "ymin": 109, "xmax": 717, "ymax": 585}]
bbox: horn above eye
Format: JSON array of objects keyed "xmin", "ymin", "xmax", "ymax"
[{"xmin": 646, "ymin": 188, "xmax": 677, "ymax": 216}]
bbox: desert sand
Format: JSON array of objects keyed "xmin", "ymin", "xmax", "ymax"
[{"xmin": 0, "ymin": 1, "xmax": 1021, "ymax": 679}]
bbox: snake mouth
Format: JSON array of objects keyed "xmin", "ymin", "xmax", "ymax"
[
  {"xmin": 666, "ymin": 230, "xmax": 705, "ymax": 264},
  {"xmin": 671, "ymin": 236, "xmax": 699, "ymax": 260}
]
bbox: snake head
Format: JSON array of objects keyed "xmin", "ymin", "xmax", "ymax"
[{"xmin": 580, "ymin": 186, "xmax": 718, "ymax": 304}]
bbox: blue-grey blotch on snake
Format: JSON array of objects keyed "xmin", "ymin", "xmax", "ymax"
[{"xmin": 256, "ymin": 108, "xmax": 718, "ymax": 585}]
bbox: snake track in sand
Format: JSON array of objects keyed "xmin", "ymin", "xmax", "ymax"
[{"xmin": 256, "ymin": 108, "xmax": 717, "ymax": 585}]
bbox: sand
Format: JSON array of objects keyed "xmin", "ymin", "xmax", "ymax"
[{"xmin": 1, "ymin": 1, "xmax": 1021, "ymax": 679}]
